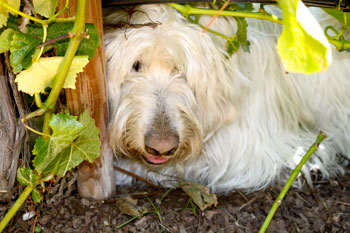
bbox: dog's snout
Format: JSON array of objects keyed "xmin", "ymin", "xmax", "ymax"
[{"xmin": 144, "ymin": 131, "xmax": 179, "ymax": 156}]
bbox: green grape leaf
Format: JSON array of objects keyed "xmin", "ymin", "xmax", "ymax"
[
  {"xmin": 0, "ymin": 28, "xmax": 14, "ymax": 53},
  {"xmin": 323, "ymin": 8, "xmax": 350, "ymax": 26},
  {"xmin": 226, "ymin": 35, "xmax": 240, "ymax": 56},
  {"xmin": 33, "ymin": 0, "xmax": 59, "ymax": 18},
  {"xmin": 277, "ymin": 0, "xmax": 331, "ymax": 73},
  {"xmin": 31, "ymin": 188, "xmax": 42, "ymax": 203},
  {"xmin": 27, "ymin": 22, "xmax": 100, "ymax": 59},
  {"xmin": 15, "ymin": 56, "xmax": 89, "ymax": 96},
  {"xmin": 32, "ymin": 111, "xmax": 100, "ymax": 178},
  {"xmin": 226, "ymin": 17, "xmax": 250, "ymax": 56},
  {"xmin": 0, "ymin": 0, "xmax": 20, "ymax": 28},
  {"xmin": 235, "ymin": 17, "xmax": 250, "ymax": 52},
  {"xmin": 54, "ymin": 110, "xmax": 101, "ymax": 177},
  {"xmin": 10, "ymin": 31, "xmax": 41, "ymax": 74},
  {"xmin": 32, "ymin": 113, "xmax": 85, "ymax": 175},
  {"xmin": 17, "ymin": 167, "xmax": 39, "ymax": 187}
]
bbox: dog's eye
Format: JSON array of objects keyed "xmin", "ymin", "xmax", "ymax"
[{"xmin": 132, "ymin": 61, "xmax": 141, "ymax": 72}]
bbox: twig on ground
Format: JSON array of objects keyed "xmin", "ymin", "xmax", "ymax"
[
  {"xmin": 301, "ymin": 172, "xmax": 318, "ymax": 204},
  {"xmin": 114, "ymin": 166, "xmax": 159, "ymax": 189},
  {"xmin": 237, "ymin": 190, "xmax": 249, "ymax": 202},
  {"xmin": 239, "ymin": 196, "xmax": 258, "ymax": 211}
]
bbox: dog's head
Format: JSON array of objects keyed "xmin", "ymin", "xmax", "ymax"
[{"xmin": 105, "ymin": 5, "xmax": 236, "ymax": 166}]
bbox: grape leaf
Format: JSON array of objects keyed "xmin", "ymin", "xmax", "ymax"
[
  {"xmin": 235, "ymin": 17, "xmax": 250, "ymax": 52},
  {"xmin": 32, "ymin": 111, "xmax": 100, "ymax": 178},
  {"xmin": 32, "ymin": 113, "xmax": 85, "ymax": 175},
  {"xmin": 0, "ymin": 0, "xmax": 20, "ymax": 28},
  {"xmin": 31, "ymin": 188, "xmax": 42, "ymax": 203},
  {"xmin": 53, "ymin": 110, "xmax": 101, "ymax": 177},
  {"xmin": 226, "ymin": 17, "xmax": 250, "ymax": 56},
  {"xmin": 0, "ymin": 28, "xmax": 14, "ymax": 53},
  {"xmin": 15, "ymin": 56, "xmax": 89, "ymax": 96},
  {"xmin": 226, "ymin": 35, "xmax": 240, "ymax": 56},
  {"xmin": 277, "ymin": 0, "xmax": 331, "ymax": 73},
  {"xmin": 10, "ymin": 31, "xmax": 41, "ymax": 74},
  {"xmin": 27, "ymin": 22, "xmax": 100, "ymax": 59},
  {"xmin": 33, "ymin": 0, "xmax": 59, "ymax": 18},
  {"xmin": 323, "ymin": 8, "xmax": 350, "ymax": 26},
  {"xmin": 17, "ymin": 167, "xmax": 39, "ymax": 187}
]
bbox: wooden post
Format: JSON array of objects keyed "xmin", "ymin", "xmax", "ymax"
[
  {"xmin": 58, "ymin": 0, "xmax": 115, "ymax": 199},
  {"xmin": 0, "ymin": 58, "xmax": 22, "ymax": 201}
]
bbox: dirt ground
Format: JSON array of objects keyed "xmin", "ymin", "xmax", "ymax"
[{"xmin": 1, "ymin": 166, "xmax": 350, "ymax": 233}]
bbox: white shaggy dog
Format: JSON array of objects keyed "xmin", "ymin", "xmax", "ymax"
[{"xmin": 101, "ymin": 4, "xmax": 350, "ymax": 197}]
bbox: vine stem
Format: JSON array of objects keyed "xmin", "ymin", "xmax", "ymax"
[
  {"xmin": 328, "ymin": 38, "xmax": 350, "ymax": 50},
  {"xmin": 168, "ymin": 3, "xmax": 283, "ymax": 25},
  {"xmin": 0, "ymin": 0, "xmax": 69, "ymax": 25},
  {"xmin": 169, "ymin": 3, "xmax": 350, "ymax": 51},
  {"xmin": 48, "ymin": 0, "xmax": 70, "ymax": 23},
  {"xmin": 34, "ymin": 24, "xmax": 48, "ymax": 62},
  {"xmin": 0, "ymin": 186, "xmax": 33, "ymax": 233},
  {"xmin": 44, "ymin": 0, "xmax": 86, "ymax": 110},
  {"xmin": 259, "ymin": 131, "xmax": 327, "ymax": 233},
  {"xmin": 0, "ymin": 1, "xmax": 46, "ymax": 24},
  {"xmin": 41, "ymin": 0, "xmax": 87, "ymax": 135}
]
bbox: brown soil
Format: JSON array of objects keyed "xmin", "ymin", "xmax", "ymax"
[{"xmin": 1, "ymin": 168, "xmax": 350, "ymax": 233}]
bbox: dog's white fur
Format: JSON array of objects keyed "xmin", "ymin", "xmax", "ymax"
[{"xmin": 103, "ymin": 4, "xmax": 350, "ymax": 195}]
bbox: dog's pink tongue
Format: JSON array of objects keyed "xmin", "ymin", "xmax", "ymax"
[{"xmin": 145, "ymin": 154, "xmax": 169, "ymax": 164}]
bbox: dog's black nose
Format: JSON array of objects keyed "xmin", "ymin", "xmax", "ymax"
[{"xmin": 144, "ymin": 131, "xmax": 179, "ymax": 156}]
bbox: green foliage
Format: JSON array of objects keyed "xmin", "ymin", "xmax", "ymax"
[
  {"xmin": 33, "ymin": 0, "xmax": 59, "ymax": 18},
  {"xmin": 277, "ymin": 0, "xmax": 331, "ymax": 73},
  {"xmin": 32, "ymin": 111, "xmax": 100, "ymax": 177},
  {"xmin": 17, "ymin": 167, "xmax": 39, "ymax": 187},
  {"xmin": 226, "ymin": 17, "xmax": 250, "ymax": 56},
  {"xmin": 0, "ymin": 28, "xmax": 14, "ymax": 53},
  {"xmin": 235, "ymin": 17, "xmax": 250, "ymax": 52},
  {"xmin": 27, "ymin": 22, "xmax": 100, "ymax": 59},
  {"xmin": 32, "ymin": 113, "xmax": 84, "ymax": 174},
  {"xmin": 323, "ymin": 8, "xmax": 350, "ymax": 26},
  {"xmin": 48, "ymin": 110, "xmax": 101, "ymax": 177},
  {"xmin": 0, "ymin": 0, "xmax": 20, "ymax": 28},
  {"xmin": 31, "ymin": 188, "xmax": 42, "ymax": 203},
  {"xmin": 0, "ymin": 22, "xmax": 99, "ymax": 73},
  {"xmin": 10, "ymin": 31, "xmax": 42, "ymax": 74},
  {"xmin": 226, "ymin": 35, "xmax": 240, "ymax": 56}
]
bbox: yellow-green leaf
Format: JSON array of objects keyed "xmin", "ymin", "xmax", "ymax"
[
  {"xmin": 277, "ymin": 0, "xmax": 332, "ymax": 74},
  {"xmin": 15, "ymin": 56, "xmax": 89, "ymax": 96},
  {"xmin": 33, "ymin": 0, "xmax": 59, "ymax": 18},
  {"xmin": 0, "ymin": 0, "xmax": 20, "ymax": 28}
]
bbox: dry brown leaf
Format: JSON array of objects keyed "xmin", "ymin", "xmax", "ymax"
[
  {"xmin": 116, "ymin": 196, "xmax": 149, "ymax": 217},
  {"xmin": 180, "ymin": 181, "xmax": 218, "ymax": 211}
]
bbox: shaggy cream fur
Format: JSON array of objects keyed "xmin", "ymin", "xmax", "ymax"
[{"xmin": 103, "ymin": 4, "xmax": 350, "ymax": 195}]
